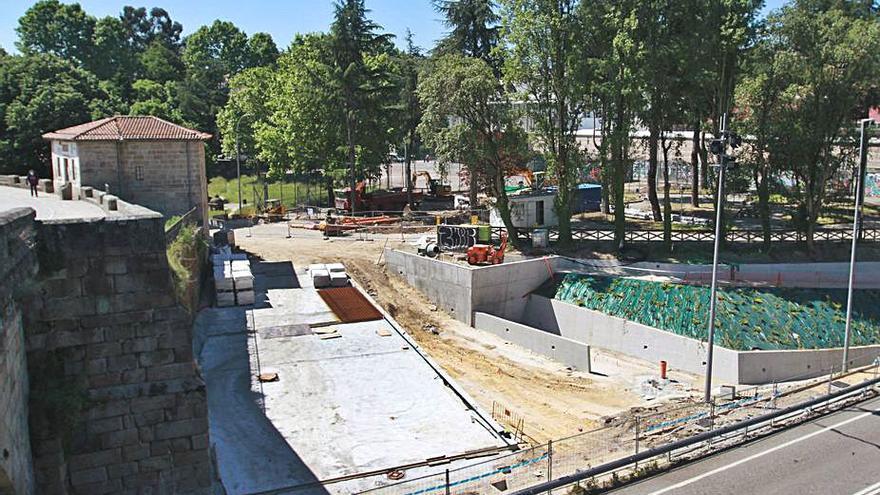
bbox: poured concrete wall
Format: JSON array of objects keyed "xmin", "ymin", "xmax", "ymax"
[
  {"xmin": 385, "ymin": 249, "xmax": 473, "ymax": 322},
  {"xmin": 473, "ymin": 312, "xmax": 590, "ymax": 370},
  {"xmin": 384, "ymin": 250, "xmax": 558, "ymax": 325},
  {"xmin": 738, "ymin": 345, "xmax": 880, "ymax": 384},
  {"xmin": 471, "ymin": 257, "xmax": 556, "ymax": 322},
  {"xmin": 522, "ymin": 295, "xmax": 741, "ymax": 383}
]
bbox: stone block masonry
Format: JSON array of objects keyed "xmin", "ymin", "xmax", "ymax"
[
  {"xmin": 5, "ymin": 209, "xmax": 216, "ymax": 494},
  {"xmin": 0, "ymin": 208, "xmax": 38, "ymax": 495}
]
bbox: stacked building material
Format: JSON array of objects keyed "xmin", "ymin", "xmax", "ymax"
[
  {"xmin": 308, "ymin": 262, "xmax": 349, "ymax": 288},
  {"xmin": 213, "ymin": 253, "xmax": 254, "ymax": 306}
]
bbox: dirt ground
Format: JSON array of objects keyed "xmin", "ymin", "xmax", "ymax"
[{"xmin": 234, "ymin": 222, "xmax": 702, "ymax": 444}]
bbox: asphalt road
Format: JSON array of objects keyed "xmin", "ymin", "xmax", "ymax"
[{"xmin": 610, "ymin": 394, "xmax": 880, "ymax": 495}]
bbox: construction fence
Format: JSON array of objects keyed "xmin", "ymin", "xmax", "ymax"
[{"xmin": 357, "ymin": 360, "xmax": 880, "ymax": 495}]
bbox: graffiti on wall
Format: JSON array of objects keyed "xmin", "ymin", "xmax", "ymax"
[
  {"xmin": 866, "ymin": 173, "xmax": 880, "ymax": 198},
  {"xmin": 437, "ymin": 225, "xmax": 478, "ymax": 251}
]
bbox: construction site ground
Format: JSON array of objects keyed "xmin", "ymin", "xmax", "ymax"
[{"xmin": 234, "ymin": 221, "xmax": 704, "ymax": 444}]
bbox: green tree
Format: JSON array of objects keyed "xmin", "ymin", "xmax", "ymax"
[
  {"xmin": 746, "ymin": 0, "xmax": 880, "ymax": 251},
  {"xmin": 397, "ymin": 30, "xmax": 425, "ymax": 206},
  {"xmin": 15, "ymin": 0, "xmax": 96, "ymax": 67},
  {"xmin": 247, "ymin": 33, "xmax": 280, "ymax": 68},
  {"xmin": 418, "ymin": 55, "xmax": 529, "ymax": 241},
  {"xmin": 331, "ymin": 0, "xmax": 395, "ymax": 211},
  {"xmin": 120, "ymin": 6, "xmax": 183, "ymax": 51},
  {"xmin": 0, "ymin": 54, "xmax": 108, "ymax": 175},
  {"xmin": 502, "ymin": 0, "xmax": 590, "ymax": 246},
  {"xmin": 434, "ymin": 0, "xmax": 502, "ymax": 205}
]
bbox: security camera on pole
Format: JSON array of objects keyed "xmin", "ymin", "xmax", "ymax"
[{"xmin": 704, "ymin": 113, "xmax": 741, "ymax": 403}]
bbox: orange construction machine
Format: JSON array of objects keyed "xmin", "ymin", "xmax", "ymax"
[{"xmin": 466, "ymin": 233, "xmax": 508, "ymax": 265}]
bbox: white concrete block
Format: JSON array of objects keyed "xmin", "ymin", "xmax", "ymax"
[
  {"xmin": 308, "ymin": 263, "xmax": 327, "ymax": 273},
  {"xmin": 311, "ymin": 269, "xmax": 331, "ymax": 288},
  {"xmin": 216, "ymin": 291, "xmax": 235, "ymax": 307},
  {"xmin": 329, "ymin": 271, "xmax": 349, "ymax": 287},
  {"xmin": 233, "ymin": 275, "xmax": 254, "ymax": 290},
  {"xmin": 236, "ymin": 290, "xmax": 255, "ymax": 306},
  {"xmin": 326, "ymin": 263, "xmax": 346, "ymax": 273}
]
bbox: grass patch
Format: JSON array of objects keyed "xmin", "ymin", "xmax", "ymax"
[
  {"xmin": 208, "ymin": 175, "xmax": 331, "ymax": 208},
  {"xmin": 166, "ymin": 224, "xmax": 208, "ymax": 311}
]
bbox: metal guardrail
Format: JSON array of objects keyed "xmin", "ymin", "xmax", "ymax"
[{"xmin": 511, "ymin": 373, "xmax": 880, "ymax": 495}]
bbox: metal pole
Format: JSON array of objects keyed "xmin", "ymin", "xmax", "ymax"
[
  {"xmin": 235, "ymin": 113, "xmax": 251, "ymax": 211},
  {"xmin": 704, "ymin": 114, "xmax": 728, "ymax": 403},
  {"xmin": 445, "ymin": 469, "xmax": 450, "ymax": 495},
  {"xmin": 843, "ymin": 118, "xmax": 873, "ymax": 372}
]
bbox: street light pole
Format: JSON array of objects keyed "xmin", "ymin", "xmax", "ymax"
[
  {"xmin": 842, "ymin": 118, "xmax": 875, "ymax": 372},
  {"xmin": 235, "ymin": 113, "xmax": 251, "ymax": 210},
  {"xmin": 704, "ymin": 114, "xmax": 730, "ymax": 403}
]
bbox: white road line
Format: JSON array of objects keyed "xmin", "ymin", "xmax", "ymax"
[
  {"xmin": 644, "ymin": 406, "xmax": 880, "ymax": 495},
  {"xmin": 852, "ymin": 481, "xmax": 880, "ymax": 495}
]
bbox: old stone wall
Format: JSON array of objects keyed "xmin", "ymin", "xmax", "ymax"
[
  {"xmin": 0, "ymin": 208, "xmax": 38, "ymax": 495},
  {"xmin": 77, "ymin": 141, "xmax": 209, "ymax": 226},
  {"xmin": 22, "ymin": 214, "xmax": 214, "ymax": 494}
]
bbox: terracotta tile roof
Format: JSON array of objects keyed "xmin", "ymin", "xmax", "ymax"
[{"xmin": 42, "ymin": 116, "xmax": 212, "ymax": 141}]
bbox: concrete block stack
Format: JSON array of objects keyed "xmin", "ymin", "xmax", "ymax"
[
  {"xmin": 212, "ymin": 253, "xmax": 253, "ymax": 306},
  {"xmin": 309, "ymin": 263, "xmax": 349, "ymax": 288}
]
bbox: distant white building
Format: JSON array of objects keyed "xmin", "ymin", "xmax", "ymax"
[{"xmin": 490, "ymin": 191, "xmax": 558, "ymax": 228}]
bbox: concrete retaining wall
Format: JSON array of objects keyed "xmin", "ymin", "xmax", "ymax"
[
  {"xmin": 522, "ymin": 295, "xmax": 741, "ymax": 383},
  {"xmin": 473, "ymin": 312, "xmax": 590, "ymax": 370},
  {"xmin": 737, "ymin": 345, "xmax": 880, "ymax": 384},
  {"xmin": 471, "ymin": 257, "xmax": 556, "ymax": 322},
  {"xmin": 384, "ymin": 250, "xmax": 558, "ymax": 325},
  {"xmin": 385, "ymin": 249, "xmax": 473, "ymax": 323}
]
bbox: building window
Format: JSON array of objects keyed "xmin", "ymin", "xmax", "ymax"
[
  {"xmin": 136, "ymin": 165, "xmax": 144, "ymax": 180},
  {"xmin": 55, "ymin": 157, "xmax": 60, "ymax": 178},
  {"xmin": 63, "ymin": 158, "xmax": 69, "ymax": 182},
  {"xmin": 536, "ymin": 200, "xmax": 545, "ymax": 226},
  {"xmin": 71, "ymin": 159, "xmax": 76, "ymax": 181},
  {"xmin": 61, "ymin": 143, "xmax": 69, "ymax": 153}
]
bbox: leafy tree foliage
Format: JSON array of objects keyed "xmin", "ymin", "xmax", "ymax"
[
  {"xmin": 418, "ymin": 55, "xmax": 529, "ymax": 240},
  {"xmin": 0, "ymin": 54, "xmax": 108, "ymax": 175}
]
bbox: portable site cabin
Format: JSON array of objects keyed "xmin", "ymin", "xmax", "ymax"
[{"xmin": 489, "ymin": 183, "xmax": 602, "ymax": 229}]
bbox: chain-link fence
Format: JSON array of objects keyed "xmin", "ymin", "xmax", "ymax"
[{"xmin": 357, "ymin": 359, "xmax": 880, "ymax": 495}]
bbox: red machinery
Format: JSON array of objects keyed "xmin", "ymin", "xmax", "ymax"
[
  {"xmin": 334, "ymin": 181, "xmax": 422, "ymax": 212},
  {"xmin": 466, "ymin": 233, "xmax": 508, "ymax": 265}
]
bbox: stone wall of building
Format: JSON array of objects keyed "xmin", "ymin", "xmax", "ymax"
[
  {"xmin": 75, "ymin": 140, "xmax": 209, "ymax": 226},
  {"xmin": 0, "ymin": 208, "xmax": 38, "ymax": 495},
  {"xmin": 21, "ymin": 214, "xmax": 214, "ymax": 494}
]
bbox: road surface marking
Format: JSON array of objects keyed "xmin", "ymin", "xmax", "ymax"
[
  {"xmin": 852, "ymin": 481, "xmax": 880, "ymax": 495},
  {"xmin": 644, "ymin": 406, "xmax": 880, "ymax": 495}
]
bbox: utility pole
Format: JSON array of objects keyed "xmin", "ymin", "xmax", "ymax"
[
  {"xmin": 704, "ymin": 113, "xmax": 741, "ymax": 403},
  {"xmin": 843, "ymin": 118, "xmax": 876, "ymax": 372}
]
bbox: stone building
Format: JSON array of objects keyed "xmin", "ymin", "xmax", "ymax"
[{"xmin": 43, "ymin": 116, "xmax": 211, "ymax": 225}]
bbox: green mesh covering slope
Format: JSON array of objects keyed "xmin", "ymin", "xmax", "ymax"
[{"xmin": 541, "ymin": 273, "xmax": 880, "ymax": 351}]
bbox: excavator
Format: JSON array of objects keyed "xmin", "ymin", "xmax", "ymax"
[
  {"xmin": 412, "ymin": 171, "xmax": 452, "ymax": 198},
  {"xmin": 466, "ymin": 232, "xmax": 508, "ymax": 265}
]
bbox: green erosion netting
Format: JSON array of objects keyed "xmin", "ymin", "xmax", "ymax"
[{"xmin": 541, "ymin": 273, "xmax": 880, "ymax": 351}]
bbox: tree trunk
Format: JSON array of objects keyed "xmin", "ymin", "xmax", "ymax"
[
  {"xmin": 662, "ymin": 134, "xmax": 672, "ymax": 252},
  {"xmin": 346, "ymin": 116, "xmax": 357, "ymax": 213},
  {"xmin": 690, "ymin": 125, "xmax": 700, "ymax": 207},
  {"xmin": 326, "ymin": 176, "xmax": 335, "ymax": 207},
  {"xmin": 648, "ymin": 127, "xmax": 662, "ymax": 221},
  {"xmin": 405, "ymin": 134, "xmax": 413, "ymax": 207},
  {"xmin": 756, "ymin": 167, "xmax": 771, "ymax": 250},
  {"xmin": 468, "ymin": 162, "xmax": 478, "ymax": 211}
]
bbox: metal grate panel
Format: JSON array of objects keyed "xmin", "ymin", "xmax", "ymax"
[{"xmin": 318, "ymin": 287, "xmax": 383, "ymax": 323}]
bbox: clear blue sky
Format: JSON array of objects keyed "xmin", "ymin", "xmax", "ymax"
[{"xmin": 0, "ymin": 0, "xmax": 787, "ymax": 55}]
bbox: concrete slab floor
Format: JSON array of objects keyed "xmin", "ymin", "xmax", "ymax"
[
  {"xmin": 197, "ymin": 260, "xmax": 512, "ymax": 495},
  {"xmin": 0, "ymin": 185, "xmax": 106, "ymax": 221}
]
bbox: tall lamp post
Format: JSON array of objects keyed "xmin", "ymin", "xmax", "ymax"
[
  {"xmin": 235, "ymin": 113, "xmax": 252, "ymax": 210},
  {"xmin": 842, "ymin": 118, "xmax": 876, "ymax": 372},
  {"xmin": 704, "ymin": 114, "xmax": 741, "ymax": 403}
]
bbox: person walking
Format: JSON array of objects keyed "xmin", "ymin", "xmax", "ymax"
[{"xmin": 26, "ymin": 170, "xmax": 39, "ymax": 197}]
